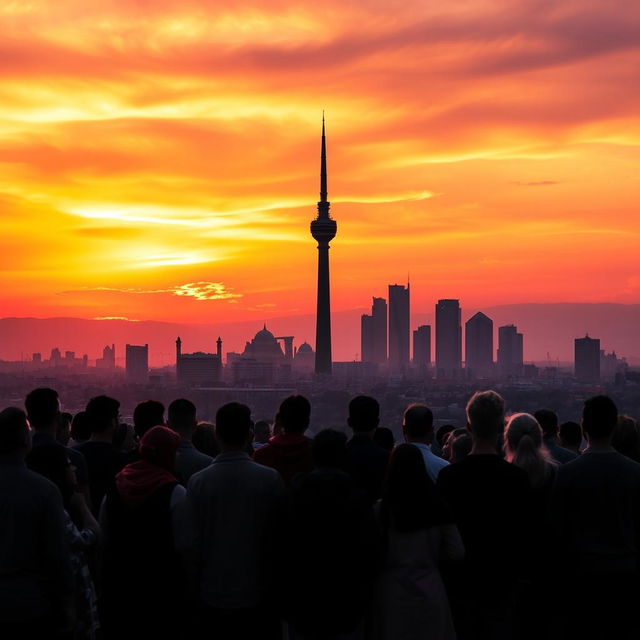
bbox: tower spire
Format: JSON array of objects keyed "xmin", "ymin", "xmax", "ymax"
[{"xmin": 318, "ymin": 113, "xmax": 329, "ymax": 217}]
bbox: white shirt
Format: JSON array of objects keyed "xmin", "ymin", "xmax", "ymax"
[{"xmin": 411, "ymin": 442, "xmax": 449, "ymax": 482}]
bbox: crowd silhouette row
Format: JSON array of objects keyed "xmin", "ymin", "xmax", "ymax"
[{"xmin": 1, "ymin": 387, "xmax": 639, "ymax": 640}]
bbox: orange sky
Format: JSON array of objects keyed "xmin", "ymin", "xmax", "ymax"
[{"xmin": 1, "ymin": 0, "xmax": 639, "ymax": 327}]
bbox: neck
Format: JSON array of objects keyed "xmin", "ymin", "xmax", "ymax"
[
  {"xmin": 90, "ymin": 431, "xmax": 113, "ymax": 443},
  {"xmin": 220, "ymin": 444, "xmax": 248, "ymax": 454},
  {"xmin": 585, "ymin": 438, "xmax": 615, "ymax": 452},
  {"xmin": 407, "ymin": 436, "xmax": 430, "ymax": 446},
  {"xmin": 352, "ymin": 430, "xmax": 374, "ymax": 439},
  {"xmin": 470, "ymin": 438, "xmax": 498, "ymax": 455},
  {"xmin": 33, "ymin": 425, "xmax": 56, "ymax": 438}
]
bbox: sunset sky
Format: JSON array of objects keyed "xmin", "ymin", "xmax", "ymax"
[{"xmin": 1, "ymin": 0, "xmax": 639, "ymax": 330}]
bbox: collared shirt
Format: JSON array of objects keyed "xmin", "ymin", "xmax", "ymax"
[
  {"xmin": 0, "ymin": 460, "xmax": 73, "ymax": 622},
  {"xmin": 183, "ymin": 451, "xmax": 285, "ymax": 609},
  {"xmin": 411, "ymin": 442, "xmax": 449, "ymax": 482}
]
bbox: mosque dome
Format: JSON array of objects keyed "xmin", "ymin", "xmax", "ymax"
[
  {"xmin": 254, "ymin": 326, "xmax": 276, "ymax": 344},
  {"xmin": 297, "ymin": 342, "xmax": 314, "ymax": 354}
]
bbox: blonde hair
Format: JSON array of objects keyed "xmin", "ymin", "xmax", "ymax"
[{"xmin": 504, "ymin": 413, "xmax": 556, "ymax": 488}]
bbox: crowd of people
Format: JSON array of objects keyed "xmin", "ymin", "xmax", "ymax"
[{"xmin": 1, "ymin": 387, "xmax": 639, "ymax": 640}]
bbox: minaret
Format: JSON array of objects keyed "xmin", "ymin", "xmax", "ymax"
[
  {"xmin": 176, "ymin": 336, "xmax": 182, "ymax": 381},
  {"xmin": 216, "ymin": 336, "xmax": 222, "ymax": 361},
  {"xmin": 310, "ymin": 115, "xmax": 337, "ymax": 374}
]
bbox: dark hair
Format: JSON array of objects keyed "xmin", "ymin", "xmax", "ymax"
[
  {"xmin": 373, "ymin": 427, "xmax": 395, "ymax": 451},
  {"xmin": 466, "ymin": 390, "xmax": 505, "ymax": 439},
  {"xmin": 435, "ymin": 424, "xmax": 456, "ymax": 448},
  {"xmin": 253, "ymin": 420, "xmax": 271, "ymax": 444},
  {"xmin": 612, "ymin": 415, "xmax": 639, "ymax": 461},
  {"xmin": 313, "ymin": 429, "xmax": 348, "ymax": 468},
  {"xmin": 26, "ymin": 444, "xmax": 74, "ymax": 509},
  {"xmin": 60, "ymin": 412, "xmax": 73, "ymax": 427},
  {"xmin": 85, "ymin": 395, "xmax": 120, "ymax": 434},
  {"xmin": 192, "ymin": 423, "xmax": 220, "ymax": 458},
  {"xmin": 381, "ymin": 444, "xmax": 451, "ymax": 533},
  {"xmin": 133, "ymin": 400, "xmax": 165, "ymax": 438},
  {"xmin": 24, "ymin": 388, "xmax": 60, "ymax": 430},
  {"xmin": 451, "ymin": 432, "xmax": 472, "ymax": 461},
  {"xmin": 278, "ymin": 395, "xmax": 311, "ymax": 434},
  {"xmin": 534, "ymin": 409, "xmax": 558, "ymax": 437},
  {"xmin": 559, "ymin": 421, "xmax": 582, "ymax": 449},
  {"xmin": 168, "ymin": 398, "xmax": 197, "ymax": 434},
  {"xmin": 403, "ymin": 404, "xmax": 434, "ymax": 439},
  {"xmin": 348, "ymin": 395, "xmax": 379, "ymax": 432},
  {"xmin": 583, "ymin": 396, "xmax": 618, "ymax": 440},
  {"xmin": 215, "ymin": 403, "xmax": 252, "ymax": 447},
  {"xmin": 0, "ymin": 407, "xmax": 29, "ymax": 455},
  {"xmin": 71, "ymin": 411, "xmax": 91, "ymax": 442}
]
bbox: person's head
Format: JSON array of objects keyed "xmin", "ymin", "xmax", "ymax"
[
  {"xmin": 534, "ymin": 409, "xmax": 559, "ymax": 439},
  {"xmin": 373, "ymin": 427, "xmax": 395, "ymax": 451},
  {"xmin": 612, "ymin": 415, "xmax": 639, "ymax": 461},
  {"xmin": 167, "ymin": 398, "xmax": 197, "ymax": 437},
  {"xmin": 313, "ymin": 429, "xmax": 348, "ymax": 469},
  {"xmin": 403, "ymin": 403, "xmax": 434, "ymax": 443},
  {"xmin": 24, "ymin": 387, "xmax": 60, "ymax": 432},
  {"xmin": 450, "ymin": 432, "xmax": 472, "ymax": 463},
  {"xmin": 113, "ymin": 423, "xmax": 136, "ymax": 452},
  {"xmin": 582, "ymin": 395, "xmax": 618, "ymax": 443},
  {"xmin": 278, "ymin": 395, "xmax": 311, "ymax": 434},
  {"xmin": 27, "ymin": 443, "xmax": 75, "ymax": 509},
  {"xmin": 85, "ymin": 395, "xmax": 120, "ymax": 436},
  {"xmin": 192, "ymin": 422, "xmax": 220, "ymax": 458},
  {"xmin": 559, "ymin": 421, "xmax": 582, "ymax": 452},
  {"xmin": 70, "ymin": 411, "xmax": 91, "ymax": 443},
  {"xmin": 253, "ymin": 420, "xmax": 271, "ymax": 444},
  {"xmin": 133, "ymin": 400, "xmax": 165, "ymax": 439},
  {"xmin": 348, "ymin": 395, "xmax": 380, "ymax": 433},
  {"xmin": 138, "ymin": 425, "xmax": 181, "ymax": 473},
  {"xmin": 383, "ymin": 444, "xmax": 451, "ymax": 533},
  {"xmin": 57, "ymin": 412, "xmax": 72, "ymax": 446},
  {"xmin": 504, "ymin": 413, "xmax": 554, "ymax": 488},
  {"xmin": 0, "ymin": 407, "xmax": 31, "ymax": 459},
  {"xmin": 215, "ymin": 403, "xmax": 253, "ymax": 450},
  {"xmin": 466, "ymin": 390, "xmax": 505, "ymax": 441},
  {"xmin": 435, "ymin": 424, "xmax": 455, "ymax": 448},
  {"xmin": 272, "ymin": 413, "xmax": 284, "ymax": 437}
]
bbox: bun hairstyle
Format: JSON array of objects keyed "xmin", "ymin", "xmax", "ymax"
[{"xmin": 504, "ymin": 413, "xmax": 555, "ymax": 488}]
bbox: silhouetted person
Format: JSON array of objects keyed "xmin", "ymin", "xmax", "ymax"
[
  {"xmin": 403, "ymin": 403, "xmax": 449, "ymax": 481},
  {"xmin": 437, "ymin": 391, "xmax": 530, "ymax": 640},
  {"xmin": 74, "ymin": 395, "xmax": 126, "ymax": 516},
  {"xmin": 133, "ymin": 399, "xmax": 165, "ymax": 441},
  {"xmin": 559, "ymin": 420, "xmax": 583, "ymax": 455},
  {"xmin": 58, "ymin": 411, "xmax": 73, "ymax": 446},
  {"xmin": 25, "ymin": 387, "xmax": 90, "ymax": 504},
  {"xmin": 373, "ymin": 426, "xmax": 395, "ymax": 451},
  {"xmin": 432, "ymin": 424, "xmax": 456, "ymax": 458},
  {"xmin": 27, "ymin": 444, "xmax": 101, "ymax": 640},
  {"xmin": 101, "ymin": 426, "xmax": 184, "ymax": 640},
  {"xmin": 184, "ymin": 402, "xmax": 285, "ymax": 640},
  {"xmin": 0, "ymin": 407, "xmax": 74, "ymax": 636},
  {"xmin": 534, "ymin": 409, "xmax": 577, "ymax": 464},
  {"xmin": 192, "ymin": 421, "xmax": 220, "ymax": 458},
  {"xmin": 445, "ymin": 429, "xmax": 472, "ymax": 463},
  {"xmin": 285, "ymin": 429, "xmax": 379, "ymax": 639},
  {"xmin": 612, "ymin": 414, "xmax": 640, "ymax": 462},
  {"xmin": 168, "ymin": 398, "xmax": 212, "ymax": 484},
  {"xmin": 71, "ymin": 410, "xmax": 91, "ymax": 446},
  {"xmin": 345, "ymin": 395, "xmax": 389, "ymax": 502},
  {"xmin": 113, "ymin": 422, "xmax": 136, "ymax": 453},
  {"xmin": 254, "ymin": 394, "xmax": 314, "ymax": 486},
  {"xmin": 253, "ymin": 420, "xmax": 271, "ymax": 450},
  {"xmin": 376, "ymin": 444, "xmax": 463, "ymax": 640},
  {"xmin": 551, "ymin": 396, "xmax": 640, "ymax": 640}
]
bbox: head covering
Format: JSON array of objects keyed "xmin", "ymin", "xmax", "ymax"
[{"xmin": 116, "ymin": 425, "xmax": 180, "ymax": 507}]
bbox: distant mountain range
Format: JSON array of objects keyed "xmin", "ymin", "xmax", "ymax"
[{"xmin": 1, "ymin": 303, "xmax": 638, "ymax": 367}]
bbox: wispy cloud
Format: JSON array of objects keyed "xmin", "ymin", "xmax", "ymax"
[{"xmin": 62, "ymin": 281, "xmax": 242, "ymax": 301}]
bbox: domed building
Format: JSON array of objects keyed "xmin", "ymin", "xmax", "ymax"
[
  {"xmin": 241, "ymin": 325, "xmax": 285, "ymax": 363},
  {"xmin": 294, "ymin": 341, "xmax": 315, "ymax": 373},
  {"xmin": 232, "ymin": 325, "xmax": 292, "ymax": 385}
]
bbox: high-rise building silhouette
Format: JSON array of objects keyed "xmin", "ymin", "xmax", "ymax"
[
  {"xmin": 176, "ymin": 336, "xmax": 222, "ymax": 386},
  {"xmin": 126, "ymin": 344, "xmax": 148, "ymax": 382},
  {"xmin": 361, "ymin": 313, "xmax": 374, "ymax": 363},
  {"xmin": 371, "ymin": 297, "xmax": 387, "ymax": 364},
  {"xmin": 413, "ymin": 325, "xmax": 431, "ymax": 367},
  {"xmin": 388, "ymin": 283, "xmax": 410, "ymax": 371},
  {"xmin": 497, "ymin": 325, "xmax": 523, "ymax": 378},
  {"xmin": 575, "ymin": 335, "xmax": 600, "ymax": 382},
  {"xmin": 465, "ymin": 312, "xmax": 493, "ymax": 378},
  {"xmin": 435, "ymin": 299, "xmax": 462, "ymax": 378},
  {"xmin": 310, "ymin": 116, "xmax": 337, "ymax": 375}
]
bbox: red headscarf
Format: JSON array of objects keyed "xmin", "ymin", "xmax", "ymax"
[{"xmin": 116, "ymin": 425, "xmax": 180, "ymax": 507}]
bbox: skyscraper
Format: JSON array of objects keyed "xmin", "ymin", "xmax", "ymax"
[
  {"xmin": 361, "ymin": 313, "xmax": 374, "ymax": 363},
  {"xmin": 310, "ymin": 116, "xmax": 337, "ymax": 375},
  {"xmin": 388, "ymin": 283, "xmax": 410, "ymax": 371},
  {"xmin": 413, "ymin": 325, "xmax": 431, "ymax": 367},
  {"xmin": 436, "ymin": 299, "xmax": 462, "ymax": 378},
  {"xmin": 575, "ymin": 335, "xmax": 600, "ymax": 382},
  {"xmin": 465, "ymin": 312, "xmax": 493, "ymax": 378},
  {"xmin": 126, "ymin": 344, "xmax": 148, "ymax": 382},
  {"xmin": 372, "ymin": 297, "xmax": 387, "ymax": 364},
  {"xmin": 497, "ymin": 325, "xmax": 523, "ymax": 378}
]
